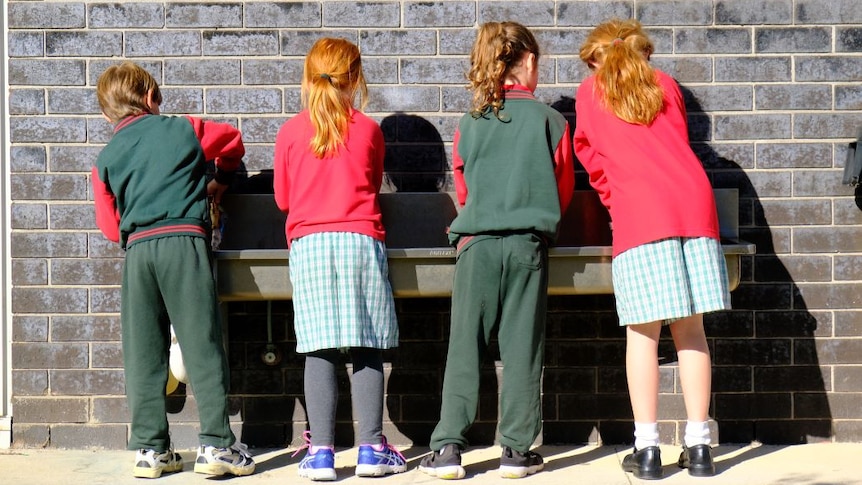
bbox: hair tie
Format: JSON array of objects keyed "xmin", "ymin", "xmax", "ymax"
[
  {"xmin": 319, "ymin": 73, "xmax": 331, "ymax": 81},
  {"xmin": 612, "ymin": 38, "xmax": 624, "ymax": 45}
]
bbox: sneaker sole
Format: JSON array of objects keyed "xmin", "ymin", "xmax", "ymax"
[
  {"xmin": 356, "ymin": 463, "xmax": 407, "ymax": 476},
  {"xmin": 298, "ymin": 467, "xmax": 337, "ymax": 481},
  {"xmin": 194, "ymin": 462, "xmax": 256, "ymax": 476},
  {"xmin": 499, "ymin": 463, "xmax": 544, "ymax": 479},
  {"xmin": 419, "ymin": 464, "xmax": 466, "ymax": 480},
  {"xmin": 133, "ymin": 463, "xmax": 182, "ymax": 479}
]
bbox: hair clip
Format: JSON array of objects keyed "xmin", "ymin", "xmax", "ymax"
[
  {"xmin": 319, "ymin": 73, "xmax": 331, "ymax": 80},
  {"xmin": 612, "ymin": 38, "xmax": 624, "ymax": 45}
]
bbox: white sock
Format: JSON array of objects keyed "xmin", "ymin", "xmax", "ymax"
[
  {"xmin": 684, "ymin": 420, "xmax": 711, "ymax": 447},
  {"xmin": 634, "ymin": 422, "xmax": 659, "ymax": 450}
]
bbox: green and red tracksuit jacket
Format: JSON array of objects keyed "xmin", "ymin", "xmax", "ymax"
[{"xmin": 91, "ymin": 114, "xmax": 243, "ymax": 249}]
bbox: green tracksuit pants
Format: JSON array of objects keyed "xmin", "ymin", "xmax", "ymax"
[
  {"xmin": 121, "ymin": 236, "xmax": 235, "ymax": 451},
  {"xmin": 430, "ymin": 233, "xmax": 548, "ymax": 453}
]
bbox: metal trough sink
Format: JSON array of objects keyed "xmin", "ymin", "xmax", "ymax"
[{"xmin": 213, "ymin": 190, "xmax": 754, "ymax": 300}]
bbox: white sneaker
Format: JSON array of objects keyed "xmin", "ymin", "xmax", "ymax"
[
  {"xmin": 194, "ymin": 442, "xmax": 256, "ymax": 476},
  {"xmin": 133, "ymin": 448, "xmax": 183, "ymax": 478}
]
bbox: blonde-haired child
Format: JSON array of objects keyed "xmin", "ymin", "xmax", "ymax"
[
  {"xmin": 92, "ymin": 61, "xmax": 255, "ymax": 478},
  {"xmin": 575, "ymin": 18, "xmax": 730, "ymax": 479},
  {"xmin": 419, "ymin": 21, "xmax": 574, "ymax": 480},
  {"xmin": 273, "ymin": 37, "xmax": 405, "ymax": 481}
]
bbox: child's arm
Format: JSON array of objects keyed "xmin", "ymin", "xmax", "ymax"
[
  {"xmin": 554, "ymin": 124, "xmax": 576, "ymax": 215},
  {"xmin": 452, "ymin": 129, "xmax": 467, "ymax": 207},
  {"xmin": 185, "ymin": 116, "xmax": 245, "ymax": 185},
  {"xmin": 573, "ymin": 126, "xmax": 612, "ymax": 210},
  {"xmin": 91, "ymin": 167, "xmax": 121, "ymax": 243},
  {"xmin": 273, "ymin": 128, "xmax": 290, "ymax": 213}
]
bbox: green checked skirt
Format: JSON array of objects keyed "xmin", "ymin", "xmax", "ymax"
[
  {"xmin": 612, "ymin": 236, "xmax": 731, "ymax": 326},
  {"xmin": 289, "ymin": 231, "xmax": 399, "ymax": 353}
]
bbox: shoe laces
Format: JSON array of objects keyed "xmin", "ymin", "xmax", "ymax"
[
  {"xmin": 374, "ymin": 435, "xmax": 406, "ymax": 462},
  {"xmin": 291, "ymin": 430, "xmax": 313, "ymax": 458}
]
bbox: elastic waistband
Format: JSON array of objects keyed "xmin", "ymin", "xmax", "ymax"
[{"xmin": 127, "ymin": 223, "xmax": 207, "ymax": 245}]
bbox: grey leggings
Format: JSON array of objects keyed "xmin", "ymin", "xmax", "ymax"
[{"xmin": 304, "ymin": 348, "xmax": 384, "ymax": 447}]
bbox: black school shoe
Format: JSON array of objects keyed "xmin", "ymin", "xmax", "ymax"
[
  {"xmin": 418, "ymin": 444, "xmax": 466, "ymax": 480},
  {"xmin": 499, "ymin": 447, "xmax": 544, "ymax": 479},
  {"xmin": 678, "ymin": 444, "xmax": 716, "ymax": 477},
  {"xmin": 621, "ymin": 446, "xmax": 663, "ymax": 480}
]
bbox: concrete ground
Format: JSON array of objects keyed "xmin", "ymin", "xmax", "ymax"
[{"xmin": 1, "ymin": 443, "xmax": 860, "ymax": 484}]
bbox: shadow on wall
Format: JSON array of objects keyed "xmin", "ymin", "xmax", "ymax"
[
  {"xmin": 380, "ymin": 112, "xmax": 448, "ymax": 192},
  {"xmin": 685, "ymin": 85, "xmax": 833, "ymax": 445}
]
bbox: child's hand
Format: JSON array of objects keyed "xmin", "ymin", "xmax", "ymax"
[{"xmin": 207, "ymin": 179, "xmax": 229, "ymax": 205}]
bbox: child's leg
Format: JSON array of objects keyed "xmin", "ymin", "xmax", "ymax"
[
  {"xmin": 158, "ymin": 237, "xmax": 234, "ymax": 448},
  {"xmin": 429, "ymin": 237, "xmax": 502, "ymax": 452},
  {"xmin": 626, "ymin": 320, "xmax": 662, "ymax": 449},
  {"xmin": 496, "ymin": 234, "xmax": 547, "ymax": 453},
  {"xmin": 304, "ymin": 350, "xmax": 340, "ymax": 447},
  {"xmin": 349, "ymin": 348, "xmax": 384, "ymax": 445},
  {"xmin": 669, "ymin": 314, "xmax": 712, "ymax": 440},
  {"xmin": 122, "ymin": 243, "xmax": 171, "ymax": 451}
]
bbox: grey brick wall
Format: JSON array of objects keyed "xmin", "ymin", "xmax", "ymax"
[{"xmin": 4, "ymin": 0, "xmax": 862, "ymax": 449}]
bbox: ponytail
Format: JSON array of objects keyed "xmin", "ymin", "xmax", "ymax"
[{"xmin": 579, "ymin": 19, "xmax": 664, "ymax": 125}]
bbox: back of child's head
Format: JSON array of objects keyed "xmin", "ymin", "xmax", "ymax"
[
  {"xmin": 579, "ymin": 18, "xmax": 664, "ymax": 125},
  {"xmin": 301, "ymin": 37, "xmax": 368, "ymax": 158},
  {"xmin": 467, "ymin": 21, "xmax": 540, "ymax": 119},
  {"xmin": 96, "ymin": 61, "xmax": 162, "ymax": 123}
]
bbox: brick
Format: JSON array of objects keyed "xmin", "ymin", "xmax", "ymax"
[
  {"xmin": 478, "ymin": 1, "xmax": 555, "ymax": 25},
  {"xmin": 756, "ymin": 27, "xmax": 832, "ymax": 53},
  {"xmin": 756, "ymin": 143, "xmax": 832, "ymax": 169},
  {"xmin": 684, "ymin": 85, "xmax": 752, "ymax": 112},
  {"xmin": 10, "ymin": 146, "xmax": 47, "ymax": 172},
  {"xmin": 756, "ymin": 84, "xmax": 832, "ymax": 111},
  {"xmin": 557, "ymin": 1, "xmax": 632, "ymax": 27},
  {"xmin": 714, "ymin": 338, "xmax": 792, "ymax": 365},
  {"xmin": 11, "ymin": 233, "xmax": 88, "ymax": 258},
  {"xmin": 164, "ymin": 59, "xmax": 241, "ymax": 86},
  {"xmin": 754, "ymin": 366, "xmax": 829, "ymax": 392},
  {"xmin": 836, "ymin": 85, "xmax": 862, "ymax": 110},
  {"xmin": 795, "ymin": 113, "xmax": 861, "ymax": 139},
  {"xmin": 834, "ymin": 421, "xmax": 862, "ymax": 442},
  {"xmin": 8, "ymin": 31, "xmax": 44, "ymax": 57},
  {"xmin": 756, "ymin": 199, "xmax": 831, "ymax": 226},
  {"xmin": 804, "ymin": 339, "xmax": 862, "ymax": 365},
  {"xmin": 245, "ymin": 2, "xmax": 320, "ymax": 28},
  {"xmin": 49, "ymin": 146, "xmax": 102, "ymax": 172},
  {"xmin": 714, "ymin": 114, "xmax": 791, "ymax": 140},
  {"xmin": 360, "ymin": 30, "xmax": 437, "ymax": 55},
  {"xmin": 834, "ymin": 366, "xmax": 862, "ymax": 391},
  {"xmin": 12, "ymin": 370, "xmax": 49, "ymax": 396},
  {"xmin": 12, "ymin": 316, "xmax": 48, "ymax": 342},
  {"xmin": 794, "ymin": 170, "xmax": 847, "ymax": 197},
  {"xmin": 92, "ymin": 397, "xmax": 130, "ymax": 423},
  {"xmin": 280, "ymin": 30, "xmax": 359, "ymax": 56},
  {"xmin": 675, "ymin": 28, "xmax": 752, "ymax": 54},
  {"xmin": 52, "ymin": 315, "xmax": 121, "ymax": 342},
  {"xmin": 795, "ymin": 226, "xmax": 862, "ymax": 252},
  {"xmin": 86, "ymin": 118, "xmax": 114, "ymax": 144},
  {"xmin": 797, "ymin": 0, "xmax": 862, "ymax": 23},
  {"xmin": 241, "ymin": 145, "xmax": 277, "ymax": 173},
  {"xmin": 51, "ymin": 424, "xmax": 128, "ymax": 449},
  {"xmin": 438, "ymin": 28, "xmax": 475, "ymax": 56},
  {"xmin": 88, "ymin": 233, "xmax": 126, "ymax": 259},
  {"xmin": 51, "ymin": 259, "xmax": 122, "ymax": 285},
  {"xmin": 635, "ymin": 0, "xmax": 713, "ymax": 26},
  {"xmin": 323, "ymin": 1, "xmax": 400, "ymax": 27},
  {"xmin": 650, "ymin": 57, "xmax": 713, "ymax": 83},
  {"xmin": 716, "ymin": 0, "xmax": 792, "ymax": 24},
  {"xmin": 239, "ymin": 117, "xmax": 288, "ymax": 144},
  {"xmin": 8, "ymin": 59, "xmax": 86, "ymax": 86},
  {"xmin": 87, "ymin": 3, "xmax": 165, "ymax": 28},
  {"xmin": 11, "ymin": 204, "xmax": 47, "ymax": 230},
  {"xmin": 11, "ymin": 424, "xmax": 50, "ymax": 448},
  {"xmin": 11, "ymin": 343, "xmax": 88, "ymax": 369},
  {"xmin": 91, "ymin": 287, "xmax": 122, "ymax": 314},
  {"xmin": 8, "ymin": 2, "xmax": 86, "ymax": 29},
  {"xmin": 362, "ymin": 58, "xmax": 399, "ymax": 84},
  {"xmin": 50, "ymin": 370, "xmax": 125, "ymax": 395},
  {"xmin": 166, "ymin": 2, "xmax": 242, "ymax": 28},
  {"xmin": 756, "ymin": 310, "xmax": 830, "ymax": 338},
  {"xmin": 401, "ymin": 58, "xmax": 469, "ymax": 85},
  {"xmin": 12, "ymin": 287, "xmax": 89, "ymax": 314},
  {"xmin": 714, "ymin": 393, "xmax": 792, "ymax": 419},
  {"xmin": 46, "ymin": 31, "xmax": 122, "ymax": 57},
  {"xmin": 797, "ymin": 56, "xmax": 862, "ymax": 82},
  {"xmin": 202, "ymin": 31, "xmax": 279, "ymax": 56},
  {"xmin": 205, "ymin": 88, "xmax": 282, "ymax": 114},
  {"xmin": 716, "ymin": 57, "xmax": 791, "ymax": 82},
  {"xmin": 160, "ymin": 88, "xmax": 205, "ymax": 115},
  {"xmin": 10, "ymin": 117, "xmax": 87, "ymax": 144},
  {"xmin": 125, "ymin": 31, "xmax": 201, "ymax": 57},
  {"xmin": 367, "ymin": 86, "xmax": 440, "ymax": 112},
  {"xmin": 797, "ymin": 282, "xmax": 862, "ymax": 310},
  {"xmin": 836, "ymin": 255, "xmax": 862, "ymax": 281},
  {"xmin": 11, "ymin": 259, "xmax": 48, "ymax": 286},
  {"xmin": 242, "ymin": 59, "xmax": 304, "ymax": 86},
  {"xmin": 534, "ymin": 29, "xmax": 587, "ymax": 56},
  {"xmin": 711, "ymin": 366, "xmax": 753, "ymax": 392},
  {"xmin": 11, "ymin": 173, "xmax": 89, "ymax": 200},
  {"xmin": 89, "ymin": 59, "xmax": 163, "ymax": 85},
  {"xmin": 47, "ymin": 88, "xmax": 100, "ymax": 115},
  {"xmin": 404, "ymin": 1, "xmax": 475, "ymax": 27}
]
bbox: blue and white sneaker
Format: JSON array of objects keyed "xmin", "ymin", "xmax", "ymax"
[
  {"xmin": 355, "ymin": 435, "xmax": 407, "ymax": 477},
  {"xmin": 294, "ymin": 431, "xmax": 337, "ymax": 481},
  {"xmin": 194, "ymin": 441, "xmax": 255, "ymax": 476}
]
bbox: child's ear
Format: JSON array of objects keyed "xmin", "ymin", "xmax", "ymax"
[{"xmin": 145, "ymin": 89, "xmax": 160, "ymax": 114}]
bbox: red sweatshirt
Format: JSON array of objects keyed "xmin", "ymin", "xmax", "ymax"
[
  {"xmin": 273, "ymin": 109, "xmax": 386, "ymax": 246},
  {"xmin": 573, "ymin": 69, "xmax": 719, "ymax": 257}
]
